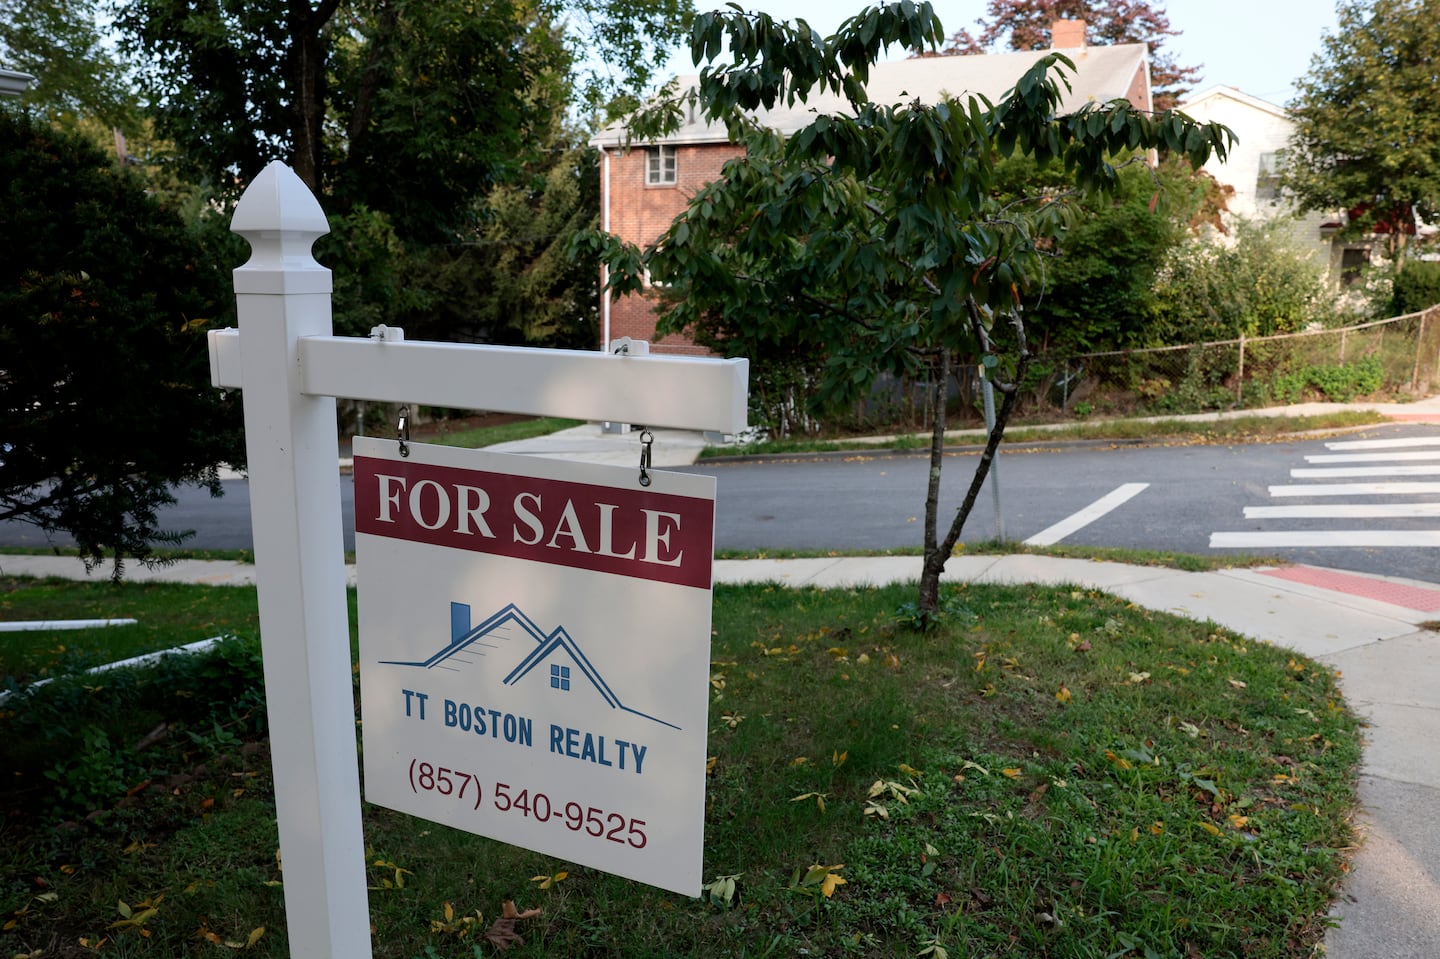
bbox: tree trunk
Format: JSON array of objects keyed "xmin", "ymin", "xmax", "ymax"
[
  {"xmin": 916, "ymin": 340, "xmax": 1032, "ymax": 626},
  {"xmin": 917, "ymin": 349, "xmax": 950, "ymax": 616},
  {"xmin": 286, "ymin": 0, "xmax": 341, "ymax": 194}
]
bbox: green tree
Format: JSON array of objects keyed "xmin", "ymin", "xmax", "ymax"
[
  {"xmin": 0, "ymin": 0, "xmax": 138, "ymax": 128},
  {"xmin": 942, "ymin": 0, "xmax": 1201, "ymax": 110},
  {"xmin": 115, "ymin": 0, "xmax": 689, "ymax": 218},
  {"xmin": 584, "ymin": 2, "xmax": 1230, "ymax": 619},
  {"xmin": 0, "ymin": 111, "xmax": 244, "ymax": 573},
  {"xmin": 113, "ymin": 0, "xmax": 672, "ymax": 347},
  {"xmin": 993, "ymin": 153, "xmax": 1215, "ymax": 357},
  {"xmin": 402, "ymin": 139, "xmax": 601, "ymax": 349},
  {"xmin": 116, "ymin": 0, "xmax": 570, "ymax": 238},
  {"xmin": 1284, "ymin": 0, "xmax": 1440, "ymax": 262}
]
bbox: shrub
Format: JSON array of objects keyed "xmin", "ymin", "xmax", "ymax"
[
  {"xmin": 1393, "ymin": 260, "xmax": 1440, "ymax": 315},
  {"xmin": 1272, "ymin": 355, "xmax": 1385, "ymax": 403},
  {"xmin": 1150, "ymin": 218, "xmax": 1333, "ymax": 343},
  {"xmin": 0, "ymin": 109, "xmax": 244, "ymax": 570},
  {"xmin": 0, "ymin": 638, "xmax": 267, "ymax": 820}
]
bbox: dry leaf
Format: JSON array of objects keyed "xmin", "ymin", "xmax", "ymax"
[{"xmin": 502, "ymin": 901, "xmax": 542, "ymax": 921}]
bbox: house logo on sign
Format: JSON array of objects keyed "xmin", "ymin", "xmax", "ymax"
[{"xmin": 380, "ymin": 602, "xmax": 679, "ymax": 731}]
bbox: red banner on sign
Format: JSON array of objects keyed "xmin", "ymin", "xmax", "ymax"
[{"xmin": 354, "ymin": 456, "xmax": 715, "ymax": 589}]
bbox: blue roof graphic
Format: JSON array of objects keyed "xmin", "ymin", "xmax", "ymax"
[{"xmin": 380, "ymin": 602, "xmax": 677, "ymax": 730}]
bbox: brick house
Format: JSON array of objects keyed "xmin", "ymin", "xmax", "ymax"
[{"xmin": 589, "ymin": 20, "xmax": 1153, "ymax": 355}]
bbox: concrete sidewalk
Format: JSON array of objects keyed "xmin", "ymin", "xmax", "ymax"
[{"xmin": 2, "ymin": 548, "xmax": 1437, "ymax": 956}]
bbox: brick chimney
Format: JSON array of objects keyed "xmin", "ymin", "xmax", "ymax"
[{"xmin": 1051, "ymin": 19, "xmax": 1087, "ymax": 48}]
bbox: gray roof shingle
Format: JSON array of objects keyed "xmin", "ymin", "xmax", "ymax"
[{"xmin": 593, "ymin": 43, "xmax": 1150, "ymax": 148}]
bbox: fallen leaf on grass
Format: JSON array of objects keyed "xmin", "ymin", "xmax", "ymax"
[
  {"xmin": 1055, "ymin": 685, "xmax": 1071, "ymax": 704},
  {"xmin": 791, "ymin": 792, "xmax": 827, "ymax": 814},
  {"xmin": 530, "ymin": 872, "xmax": 567, "ymax": 890},
  {"xmin": 483, "ymin": 901, "xmax": 541, "ymax": 952}
]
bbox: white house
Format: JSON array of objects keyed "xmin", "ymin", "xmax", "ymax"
[{"xmin": 1177, "ymin": 84, "xmax": 1372, "ymax": 283}]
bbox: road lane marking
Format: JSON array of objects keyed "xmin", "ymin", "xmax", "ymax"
[
  {"xmin": 1325, "ymin": 437, "xmax": 1440, "ymax": 451},
  {"xmin": 1023, "ymin": 483, "xmax": 1149, "ymax": 547},
  {"xmin": 1243, "ymin": 504, "xmax": 1440, "ymax": 519},
  {"xmin": 1304, "ymin": 451, "xmax": 1440, "ymax": 463},
  {"xmin": 1269, "ymin": 482, "xmax": 1440, "ymax": 497},
  {"xmin": 1292, "ymin": 465, "xmax": 1440, "ymax": 478},
  {"xmin": 1211, "ymin": 531, "xmax": 1440, "ymax": 548}
]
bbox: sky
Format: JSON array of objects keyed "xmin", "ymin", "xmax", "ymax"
[{"xmin": 659, "ymin": 0, "xmax": 1342, "ymax": 108}]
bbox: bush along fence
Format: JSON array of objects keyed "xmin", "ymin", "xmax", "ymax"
[
  {"xmin": 1054, "ymin": 306, "xmax": 1440, "ymax": 418},
  {"xmin": 738, "ymin": 308, "xmax": 1439, "ymax": 437}
]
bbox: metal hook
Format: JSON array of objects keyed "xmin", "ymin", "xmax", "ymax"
[
  {"xmin": 638, "ymin": 429, "xmax": 654, "ymax": 487},
  {"xmin": 397, "ymin": 405, "xmax": 411, "ymax": 458}
]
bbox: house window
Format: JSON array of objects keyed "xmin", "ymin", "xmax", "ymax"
[
  {"xmin": 646, "ymin": 145, "xmax": 677, "ymax": 186},
  {"xmin": 1340, "ymin": 247, "xmax": 1370, "ymax": 287},
  {"xmin": 550, "ymin": 664, "xmax": 571, "ymax": 691},
  {"xmin": 1256, "ymin": 150, "xmax": 1287, "ymax": 200}
]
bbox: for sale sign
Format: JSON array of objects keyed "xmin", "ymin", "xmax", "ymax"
[{"xmin": 353, "ymin": 437, "xmax": 716, "ymax": 895}]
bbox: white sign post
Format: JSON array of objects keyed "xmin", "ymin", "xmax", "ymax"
[{"xmin": 212, "ymin": 161, "xmax": 747, "ymax": 958}]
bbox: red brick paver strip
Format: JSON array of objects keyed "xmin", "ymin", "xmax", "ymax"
[{"xmin": 1259, "ymin": 565, "xmax": 1440, "ymax": 613}]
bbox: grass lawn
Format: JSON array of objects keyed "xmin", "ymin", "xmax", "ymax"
[
  {"xmin": 0, "ymin": 576, "xmax": 1360, "ymax": 958},
  {"xmin": 0, "ymin": 579, "xmax": 264, "ymax": 684},
  {"xmin": 410, "ymin": 416, "xmax": 584, "ymax": 450}
]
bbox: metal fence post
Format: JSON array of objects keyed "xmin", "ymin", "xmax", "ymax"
[
  {"xmin": 1236, "ymin": 334, "xmax": 1246, "ymax": 404},
  {"xmin": 980, "ymin": 365, "xmax": 1005, "ymax": 542},
  {"xmin": 229, "ymin": 162, "xmax": 372, "ymax": 958},
  {"xmin": 1412, "ymin": 312, "xmax": 1426, "ymax": 392}
]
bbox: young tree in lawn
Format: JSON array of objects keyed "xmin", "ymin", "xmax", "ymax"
[
  {"xmin": 943, "ymin": 0, "xmax": 1201, "ymax": 110},
  {"xmin": 581, "ymin": 2, "xmax": 1231, "ymax": 621},
  {"xmin": 1283, "ymin": 0, "xmax": 1440, "ymax": 265},
  {"xmin": 0, "ymin": 111, "xmax": 244, "ymax": 574}
]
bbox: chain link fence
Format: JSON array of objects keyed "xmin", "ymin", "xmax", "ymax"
[{"xmin": 1049, "ymin": 307, "xmax": 1440, "ymax": 418}]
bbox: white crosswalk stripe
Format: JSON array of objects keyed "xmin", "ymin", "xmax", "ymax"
[
  {"xmin": 1270, "ymin": 482, "xmax": 1440, "ymax": 496},
  {"xmin": 1244, "ymin": 504, "xmax": 1440, "ymax": 519},
  {"xmin": 1324, "ymin": 436, "xmax": 1440, "ymax": 450},
  {"xmin": 1291, "ymin": 465, "xmax": 1440, "ymax": 478},
  {"xmin": 1212, "ymin": 428, "xmax": 1440, "ymax": 550},
  {"xmin": 1303, "ymin": 451, "xmax": 1440, "ymax": 463}
]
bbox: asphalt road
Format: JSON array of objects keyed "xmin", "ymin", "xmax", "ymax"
[
  {"xmin": 3, "ymin": 421, "xmax": 1437, "ymax": 581},
  {"xmin": 689, "ymin": 421, "xmax": 1440, "ymax": 581}
]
